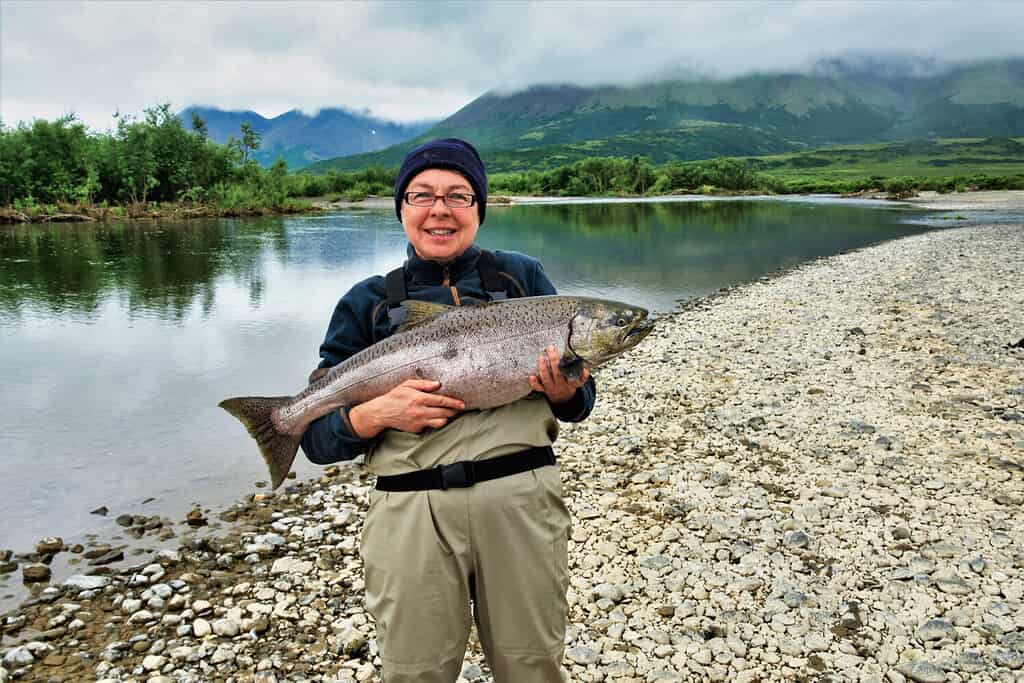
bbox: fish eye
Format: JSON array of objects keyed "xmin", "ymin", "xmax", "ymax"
[{"xmin": 616, "ymin": 317, "xmax": 626, "ymax": 326}]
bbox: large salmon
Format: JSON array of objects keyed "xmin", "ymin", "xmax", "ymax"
[{"xmin": 220, "ymin": 295, "xmax": 655, "ymax": 488}]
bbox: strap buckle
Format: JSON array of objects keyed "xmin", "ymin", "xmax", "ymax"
[{"xmin": 439, "ymin": 461, "xmax": 476, "ymax": 489}]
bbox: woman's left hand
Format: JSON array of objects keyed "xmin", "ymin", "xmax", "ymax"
[{"xmin": 529, "ymin": 345, "xmax": 590, "ymax": 404}]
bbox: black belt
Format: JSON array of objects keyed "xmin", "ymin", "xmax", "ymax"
[{"xmin": 375, "ymin": 446, "xmax": 556, "ymax": 492}]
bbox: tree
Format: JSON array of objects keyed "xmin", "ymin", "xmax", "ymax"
[
  {"xmin": 239, "ymin": 122, "xmax": 261, "ymax": 165},
  {"xmin": 191, "ymin": 112, "xmax": 208, "ymax": 140}
]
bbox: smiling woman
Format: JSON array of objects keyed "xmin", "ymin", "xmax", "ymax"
[
  {"xmin": 400, "ymin": 168, "xmax": 481, "ymax": 262},
  {"xmin": 296, "ymin": 137, "xmax": 597, "ymax": 682}
]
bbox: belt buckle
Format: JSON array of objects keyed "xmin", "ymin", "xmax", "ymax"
[{"xmin": 439, "ymin": 461, "xmax": 475, "ymax": 489}]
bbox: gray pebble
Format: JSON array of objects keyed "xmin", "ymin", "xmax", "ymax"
[{"xmin": 897, "ymin": 660, "xmax": 948, "ymax": 683}]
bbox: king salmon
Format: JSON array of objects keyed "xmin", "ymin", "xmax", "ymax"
[{"xmin": 220, "ymin": 295, "xmax": 655, "ymax": 488}]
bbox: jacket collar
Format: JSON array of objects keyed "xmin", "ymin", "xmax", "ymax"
[{"xmin": 405, "ymin": 244, "xmax": 481, "ymax": 285}]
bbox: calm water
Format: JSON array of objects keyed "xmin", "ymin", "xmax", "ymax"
[{"xmin": 0, "ymin": 199, "xmax": 941, "ymax": 559}]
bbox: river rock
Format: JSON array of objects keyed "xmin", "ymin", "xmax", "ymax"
[
  {"xmin": 897, "ymin": 660, "xmax": 948, "ymax": 683},
  {"xmin": 193, "ymin": 618, "xmax": 212, "ymax": 637},
  {"xmin": 63, "ymin": 574, "xmax": 111, "ymax": 590},
  {"xmin": 566, "ymin": 645, "xmax": 600, "ymax": 665},
  {"xmin": 22, "ymin": 563, "xmax": 51, "ymax": 582},
  {"xmin": 35, "ymin": 537, "xmax": 63, "ymax": 555},
  {"xmin": 916, "ymin": 619, "xmax": 957, "ymax": 643},
  {"xmin": 3, "ymin": 646, "xmax": 34, "ymax": 667}
]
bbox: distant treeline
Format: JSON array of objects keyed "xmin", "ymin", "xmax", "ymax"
[
  {"xmin": 0, "ymin": 105, "xmax": 320, "ymax": 215},
  {"xmin": 490, "ymin": 155, "xmax": 1024, "ymax": 197},
  {"xmin": 302, "ymin": 154, "xmax": 1024, "ymax": 201},
  {"xmin": 3, "ymin": 106, "xmax": 1023, "ymax": 219}
]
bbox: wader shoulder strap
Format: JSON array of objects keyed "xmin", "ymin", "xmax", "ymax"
[
  {"xmin": 477, "ymin": 249, "xmax": 508, "ymax": 301},
  {"xmin": 384, "ymin": 249, "xmax": 516, "ymax": 333},
  {"xmin": 385, "ymin": 266, "xmax": 408, "ymax": 329}
]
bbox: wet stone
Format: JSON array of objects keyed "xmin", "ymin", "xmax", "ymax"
[
  {"xmin": 22, "ymin": 563, "xmax": 51, "ymax": 583},
  {"xmin": 88, "ymin": 549, "xmax": 124, "ymax": 566}
]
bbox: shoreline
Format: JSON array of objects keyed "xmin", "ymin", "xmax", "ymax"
[
  {"xmin": 2, "ymin": 219, "xmax": 1021, "ymax": 681},
  {"xmin": 315, "ymin": 189, "xmax": 1024, "ymax": 213},
  {"xmin": 3, "ymin": 189, "xmax": 1023, "ymax": 226}
]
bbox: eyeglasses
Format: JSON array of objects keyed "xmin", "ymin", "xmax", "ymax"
[{"xmin": 403, "ymin": 191, "xmax": 476, "ymax": 208}]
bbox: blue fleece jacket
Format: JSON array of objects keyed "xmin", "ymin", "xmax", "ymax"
[{"xmin": 300, "ymin": 244, "xmax": 597, "ymax": 465}]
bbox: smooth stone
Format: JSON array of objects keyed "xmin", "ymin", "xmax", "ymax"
[
  {"xmin": 193, "ymin": 618, "xmax": 212, "ymax": 637},
  {"xmin": 565, "ymin": 646, "xmax": 600, "ymax": 665},
  {"xmin": 22, "ymin": 564, "xmax": 51, "ymax": 582},
  {"xmin": 142, "ymin": 654, "xmax": 166, "ymax": 671},
  {"xmin": 916, "ymin": 620, "xmax": 956, "ymax": 642},
  {"xmin": 213, "ymin": 618, "xmax": 240, "ymax": 637},
  {"xmin": 897, "ymin": 660, "xmax": 947, "ymax": 683},
  {"xmin": 640, "ymin": 555, "xmax": 672, "ymax": 569},
  {"xmin": 64, "ymin": 574, "xmax": 111, "ymax": 590},
  {"xmin": 3, "ymin": 646, "xmax": 34, "ymax": 667},
  {"xmin": 461, "ymin": 663, "xmax": 483, "ymax": 680},
  {"xmin": 270, "ymin": 557, "xmax": 314, "ymax": 575},
  {"xmin": 993, "ymin": 650, "xmax": 1024, "ymax": 669},
  {"xmin": 956, "ymin": 652, "xmax": 987, "ymax": 673},
  {"xmin": 35, "ymin": 537, "xmax": 64, "ymax": 555},
  {"xmin": 784, "ymin": 531, "xmax": 810, "ymax": 548},
  {"xmin": 89, "ymin": 549, "xmax": 124, "ymax": 566}
]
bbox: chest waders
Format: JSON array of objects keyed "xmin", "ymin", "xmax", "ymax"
[{"xmin": 361, "ymin": 250, "xmax": 572, "ymax": 682}]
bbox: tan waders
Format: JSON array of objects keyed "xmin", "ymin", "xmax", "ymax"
[{"xmin": 360, "ymin": 398, "xmax": 571, "ymax": 682}]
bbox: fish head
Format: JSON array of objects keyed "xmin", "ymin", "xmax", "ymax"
[{"xmin": 567, "ymin": 298, "xmax": 655, "ymax": 367}]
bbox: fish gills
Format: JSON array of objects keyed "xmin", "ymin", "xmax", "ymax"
[{"xmin": 219, "ymin": 396, "xmax": 301, "ymax": 489}]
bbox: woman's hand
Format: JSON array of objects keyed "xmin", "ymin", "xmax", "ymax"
[
  {"xmin": 348, "ymin": 379, "xmax": 465, "ymax": 438},
  {"xmin": 529, "ymin": 345, "xmax": 590, "ymax": 405}
]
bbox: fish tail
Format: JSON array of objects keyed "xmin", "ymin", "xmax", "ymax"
[{"xmin": 219, "ymin": 396, "xmax": 302, "ymax": 490}]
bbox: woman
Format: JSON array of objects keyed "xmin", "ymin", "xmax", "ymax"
[{"xmin": 301, "ymin": 138, "xmax": 596, "ymax": 682}]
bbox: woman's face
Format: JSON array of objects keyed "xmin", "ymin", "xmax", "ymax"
[{"xmin": 400, "ymin": 168, "xmax": 480, "ymax": 263}]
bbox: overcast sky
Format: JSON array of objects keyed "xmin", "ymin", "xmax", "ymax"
[{"xmin": 2, "ymin": 0, "xmax": 1022, "ymax": 131}]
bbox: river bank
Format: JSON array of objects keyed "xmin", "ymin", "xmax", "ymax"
[
  {"xmin": 4, "ymin": 189, "xmax": 1023, "ymax": 225},
  {"xmin": 314, "ymin": 189, "xmax": 1024, "ymax": 213},
  {"xmin": 0, "ymin": 201, "xmax": 318, "ymax": 225},
  {"xmin": 2, "ymin": 219, "xmax": 1021, "ymax": 682}
]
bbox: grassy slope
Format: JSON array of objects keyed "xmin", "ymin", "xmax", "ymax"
[
  {"xmin": 745, "ymin": 138, "xmax": 1024, "ymax": 182},
  {"xmin": 305, "ymin": 60, "xmax": 1024, "ymax": 176}
]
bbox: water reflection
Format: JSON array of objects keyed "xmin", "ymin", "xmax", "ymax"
[
  {"xmin": 0, "ymin": 218, "xmax": 290, "ymax": 322},
  {"xmin": 0, "ymin": 200, "xmax": 938, "ymax": 563}
]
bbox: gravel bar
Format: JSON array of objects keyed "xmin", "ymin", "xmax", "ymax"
[{"xmin": 2, "ymin": 222, "xmax": 1022, "ymax": 683}]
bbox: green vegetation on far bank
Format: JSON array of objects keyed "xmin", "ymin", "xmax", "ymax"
[
  {"xmin": 0, "ymin": 104, "xmax": 348, "ymax": 223},
  {"xmin": 306, "ymin": 136, "xmax": 1023, "ymax": 202},
  {"xmin": 3, "ymin": 104, "xmax": 1023, "ymax": 224}
]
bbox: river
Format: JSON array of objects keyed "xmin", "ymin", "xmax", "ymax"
[{"xmin": 0, "ymin": 197, "xmax": 949, "ymax": 573}]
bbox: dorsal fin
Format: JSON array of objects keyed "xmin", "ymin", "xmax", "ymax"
[{"xmin": 397, "ymin": 300, "xmax": 456, "ymax": 331}]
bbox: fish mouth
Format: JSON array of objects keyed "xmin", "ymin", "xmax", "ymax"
[{"xmin": 623, "ymin": 317, "xmax": 656, "ymax": 345}]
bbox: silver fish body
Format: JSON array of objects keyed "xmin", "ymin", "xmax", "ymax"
[{"xmin": 221, "ymin": 295, "xmax": 654, "ymax": 488}]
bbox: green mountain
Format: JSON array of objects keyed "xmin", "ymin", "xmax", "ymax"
[
  {"xmin": 307, "ymin": 58, "xmax": 1024, "ymax": 174},
  {"xmin": 178, "ymin": 106, "xmax": 434, "ymax": 169}
]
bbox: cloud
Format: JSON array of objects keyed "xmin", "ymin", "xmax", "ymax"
[{"xmin": 2, "ymin": 0, "xmax": 1021, "ymax": 130}]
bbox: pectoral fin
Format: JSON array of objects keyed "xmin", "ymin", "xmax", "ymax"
[{"xmin": 558, "ymin": 355, "xmax": 585, "ymax": 382}]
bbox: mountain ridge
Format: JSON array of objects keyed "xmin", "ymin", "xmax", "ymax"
[
  {"xmin": 177, "ymin": 106, "xmax": 435, "ymax": 169},
  {"xmin": 306, "ymin": 57, "xmax": 1024, "ymax": 174}
]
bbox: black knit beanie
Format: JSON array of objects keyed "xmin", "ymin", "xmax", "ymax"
[{"xmin": 394, "ymin": 138, "xmax": 488, "ymax": 224}]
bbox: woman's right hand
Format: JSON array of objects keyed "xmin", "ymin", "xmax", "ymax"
[{"xmin": 347, "ymin": 379, "xmax": 466, "ymax": 438}]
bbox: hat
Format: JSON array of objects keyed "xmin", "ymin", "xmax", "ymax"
[{"xmin": 394, "ymin": 138, "xmax": 488, "ymax": 224}]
